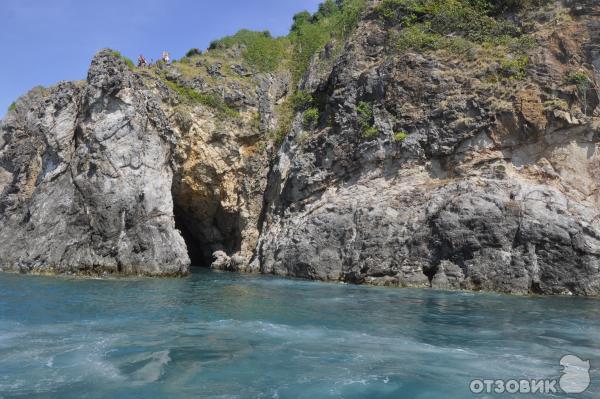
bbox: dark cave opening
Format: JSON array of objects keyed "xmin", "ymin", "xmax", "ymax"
[
  {"xmin": 173, "ymin": 205, "xmax": 243, "ymax": 268},
  {"xmin": 174, "ymin": 207, "xmax": 211, "ymax": 267}
]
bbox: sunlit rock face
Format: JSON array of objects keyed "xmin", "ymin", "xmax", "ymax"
[
  {"xmin": 251, "ymin": 1, "xmax": 600, "ymax": 295},
  {"xmin": 2, "ymin": 1, "xmax": 600, "ymax": 294},
  {"xmin": 0, "ymin": 50, "xmax": 189, "ymax": 275}
]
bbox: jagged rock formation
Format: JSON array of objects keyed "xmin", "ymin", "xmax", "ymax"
[
  {"xmin": 252, "ymin": 0, "xmax": 600, "ymax": 295},
  {"xmin": 0, "ymin": 52, "xmax": 189, "ymax": 275},
  {"xmin": 2, "ymin": 0, "xmax": 600, "ymax": 295}
]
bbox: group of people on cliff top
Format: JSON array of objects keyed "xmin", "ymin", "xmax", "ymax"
[{"xmin": 137, "ymin": 51, "xmax": 170, "ymax": 67}]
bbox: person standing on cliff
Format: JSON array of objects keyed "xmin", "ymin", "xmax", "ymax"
[
  {"xmin": 137, "ymin": 54, "xmax": 147, "ymax": 68},
  {"xmin": 162, "ymin": 51, "xmax": 170, "ymax": 64}
]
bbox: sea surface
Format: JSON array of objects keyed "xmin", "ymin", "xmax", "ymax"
[{"xmin": 0, "ymin": 269, "xmax": 598, "ymax": 398}]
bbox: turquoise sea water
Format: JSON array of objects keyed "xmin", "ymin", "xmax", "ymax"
[{"xmin": 0, "ymin": 269, "xmax": 598, "ymax": 398}]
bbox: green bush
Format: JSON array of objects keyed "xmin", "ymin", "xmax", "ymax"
[
  {"xmin": 270, "ymin": 97, "xmax": 295, "ymax": 144},
  {"xmin": 245, "ymin": 35, "xmax": 289, "ymax": 73},
  {"xmin": 291, "ymin": 90, "xmax": 315, "ymax": 111},
  {"xmin": 110, "ymin": 50, "xmax": 135, "ymax": 70},
  {"xmin": 185, "ymin": 48, "xmax": 202, "ymax": 57},
  {"xmin": 395, "ymin": 24, "xmax": 442, "ymax": 52},
  {"xmin": 303, "ymin": 108, "xmax": 320, "ymax": 128},
  {"xmin": 8, "ymin": 102, "xmax": 16, "ymax": 112},
  {"xmin": 566, "ymin": 70, "xmax": 593, "ymax": 115},
  {"xmin": 314, "ymin": 0, "xmax": 339, "ymax": 21},
  {"xmin": 209, "ymin": 29, "xmax": 267, "ymax": 49},
  {"xmin": 291, "ymin": 11, "xmax": 313, "ymax": 33},
  {"xmin": 165, "ymin": 81, "xmax": 238, "ymax": 119},
  {"xmin": 362, "ymin": 127, "xmax": 380, "ymax": 139},
  {"xmin": 499, "ymin": 56, "xmax": 529, "ymax": 79},
  {"xmin": 567, "ymin": 70, "xmax": 592, "ymax": 90},
  {"xmin": 290, "ymin": 20, "xmax": 332, "ymax": 82},
  {"xmin": 357, "ymin": 101, "xmax": 379, "ymax": 139},
  {"xmin": 394, "ymin": 130, "xmax": 409, "ymax": 141},
  {"xmin": 289, "ymin": 0, "xmax": 368, "ymax": 83},
  {"xmin": 375, "ymin": 0, "xmax": 538, "ymax": 65},
  {"xmin": 208, "ymin": 29, "xmax": 288, "ymax": 73},
  {"xmin": 357, "ymin": 101, "xmax": 373, "ymax": 128}
]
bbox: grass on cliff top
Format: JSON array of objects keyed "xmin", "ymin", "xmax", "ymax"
[
  {"xmin": 110, "ymin": 50, "xmax": 135, "ymax": 71},
  {"xmin": 288, "ymin": 0, "xmax": 367, "ymax": 83},
  {"xmin": 204, "ymin": 0, "xmax": 369, "ymax": 145},
  {"xmin": 8, "ymin": 102, "xmax": 16, "ymax": 112},
  {"xmin": 167, "ymin": 1, "xmax": 369, "ymax": 145},
  {"xmin": 209, "ymin": 30, "xmax": 291, "ymax": 74},
  {"xmin": 205, "ymin": 0, "xmax": 367, "ymax": 83}
]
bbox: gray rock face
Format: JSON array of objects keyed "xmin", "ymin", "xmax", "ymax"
[
  {"xmin": 0, "ymin": 49, "xmax": 189, "ymax": 275},
  {"xmin": 249, "ymin": 3, "xmax": 600, "ymax": 295},
  {"xmin": 2, "ymin": 3, "xmax": 600, "ymax": 296}
]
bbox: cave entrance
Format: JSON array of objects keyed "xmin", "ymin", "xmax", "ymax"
[
  {"xmin": 174, "ymin": 207, "xmax": 208, "ymax": 267},
  {"xmin": 173, "ymin": 205, "xmax": 243, "ymax": 268}
]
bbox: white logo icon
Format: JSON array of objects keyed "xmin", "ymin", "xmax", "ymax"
[{"xmin": 559, "ymin": 355, "xmax": 591, "ymax": 394}]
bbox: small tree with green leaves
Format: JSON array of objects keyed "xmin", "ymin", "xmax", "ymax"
[
  {"xmin": 567, "ymin": 70, "xmax": 593, "ymax": 115},
  {"xmin": 8, "ymin": 102, "xmax": 16, "ymax": 112},
  {"xmin": 185, "ymin": 48, "xmax": 202, "ymax": 57}
]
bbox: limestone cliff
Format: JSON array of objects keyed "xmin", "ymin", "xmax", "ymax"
[{"xmin": 1, "ymin": 0, "xmax": 600, "ymax": 295}]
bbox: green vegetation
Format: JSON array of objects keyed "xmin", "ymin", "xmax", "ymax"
[
  {"xmin": 201, "ymin": 1, "xmax": 369, "ymax": 144},
  {"xmin": 209, "ymin": 30, "xmax": 289, "ymax": 73},
  {"xmin": 8, "ymin": 102, "xmax": 16, "ymax": 112},
  {"xmin": 362, "ymin": 126, "xmax": 380, "ymax": 139},
  {"xmin": 245, "ymin": 35, "xmax": 288, "ymax": 73},
  {"xmin": 110, "ymin": 50, "xmax": 135, "ymax": 70},
  {"xmin": 499, "ymin": 56, "xmax": 529, "ymax": 79},
  {"xmin": 566, "ymin": 70, "xmax": 593, "ymax": 115},
  {"xmin": 394, "ymin": 130, "xmax": 409, "ymax": 141},
  {"xmin": 185, "ymin": 48, "xmax": 202, "ymax": 58},
  {"xmin": 165, "ymin": 81, "xmax": 238, "ymax": 119},
  {"xmin": 303, "ymin": 108, "xmax": 320, "ymax": 129},
  {"xmin": 567, "ymin": 70, "xmax": 592, "ymax": 90},
  {"xmin": 357, "ymin": 101, "xmax": 373, "ymax": 126},
  {"xmin": 376, "ymin": 0, "xmax": 539, "ymax": 80},
  {"xmin": 289, "ymin": 0, "xmax": 368, "ymax": 83},
  {"xmin": 269, "ymin": 98, "xmax": 295, "ymax": 145},
  {"xmin": 357, "ymin": 101, "xmax": 380, "ymax": 139},
  {"xmin": 291, "ymin": 90, "xmax": 315, "ymax": 111}
]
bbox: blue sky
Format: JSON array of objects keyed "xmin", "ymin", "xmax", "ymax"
[{"xmin": 1, "ymin": 0, "xmax": 322, "ymax": 115}]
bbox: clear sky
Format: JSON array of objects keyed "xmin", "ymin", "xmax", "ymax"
[{"xmin": 1, "ymin": 0, "xmax": 322, "ymax": 115}]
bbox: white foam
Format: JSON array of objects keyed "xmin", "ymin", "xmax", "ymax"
[{"xmin": 131, "ymin": 350, "xmax": 171, "ymax": 384}]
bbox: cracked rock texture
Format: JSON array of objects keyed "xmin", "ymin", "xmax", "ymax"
[
  {"xmin": 0, "ymin": 50, "xmax": 189, "ymax": 275},
  {"xmin": 2, "ymin": 1, "xmax": 600, "ymax": 295},
  {"xmin": 251, "ymin": 0, "xmax": 600, "ymax": 295}
]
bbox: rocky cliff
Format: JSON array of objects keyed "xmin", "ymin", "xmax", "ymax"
[{"xmin": 2, "ymin": 0, "xmax": 600, "ymax": 295}]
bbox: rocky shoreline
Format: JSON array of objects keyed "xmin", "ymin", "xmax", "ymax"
[{"xmin": 2, "ymin": 0, "xmax": 600, "ymax": 295}]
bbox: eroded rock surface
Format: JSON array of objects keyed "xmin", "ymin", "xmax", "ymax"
[
  {"xmin": 2, "ymin": 1, "xmax": 600, "ymax": 295},
  {"xmin": 0, "ymin": 50, "xmax": 189, "ymax": 275},
  {"xmin": 251, "ymin": 1, "xmax": 600, "ymax": 295}
]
